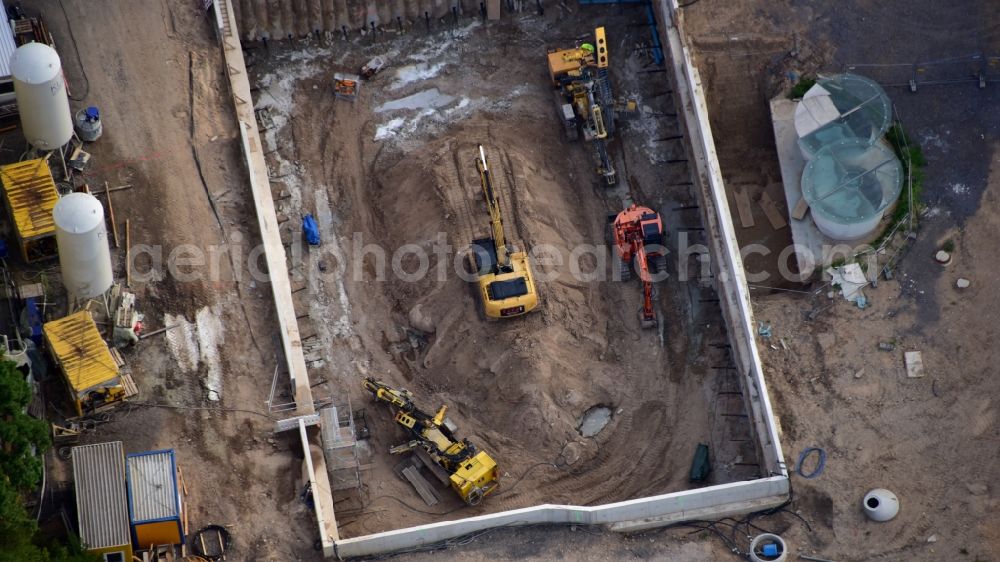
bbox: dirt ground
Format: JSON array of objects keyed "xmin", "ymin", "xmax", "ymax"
[
  {"xmin": 31, "ymin": 1, "xmax": 997, "ymax": 560},
  {"xmin": 681, "ymin": 1, "xmax": 1000, "ymax": 561},
  {"xmin": 247, "ymin": 4, "xmax": 764, "ymax": 539},
  {"xmin": 30, "ymin": 1, "xmax": 321, "ymax": 559},
  {"xmin": 14, "ymin": 1, "xmax": 767, "ymax": 560}
]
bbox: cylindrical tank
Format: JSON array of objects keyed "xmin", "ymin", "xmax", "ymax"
[
  {"xmin": 53, "ymin": 193, "xmax": 113, "ymax": 301},
  {"xmin": 10, "ymin": 43, "xmax": 74, "ymax": 151}
]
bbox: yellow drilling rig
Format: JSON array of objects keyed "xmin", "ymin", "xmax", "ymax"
[
  {"xmin": 548, "ymin": 27, "xmax": 635, "ymax": 186},
  {"xmin": 363, "ymin": 377, "xmax": 500, "ymax": 506}
]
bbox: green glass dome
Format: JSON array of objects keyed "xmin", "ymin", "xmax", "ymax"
[
  {"xmin": 801, "ymin": 138, "xmax": 903, "ymax": 239},
  {"xmin": 796, "ymin": 73, "xmax": 893, "ymax": 158}
]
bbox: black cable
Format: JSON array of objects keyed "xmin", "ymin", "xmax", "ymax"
[
  {"xmin": 495, "ymin": 461, "xmax": 560, "ymax": 497},
  {"xmin": 678, "ymin": 0, "xmax": 701, "ymax": 7},
  {"xmin": 58, "ymin": 0, "xmax": 91, "ymax": 101},
  {"xmin": 796, "ymin": 447, "xmax": 827, "ymax": 479},
  {"xmin": 778, "ymin": 506, "xmax": 813, "ymax": 533},
  {"xmin": 367, "ymin": 494, "xmax": 467, "ymax": 517}
]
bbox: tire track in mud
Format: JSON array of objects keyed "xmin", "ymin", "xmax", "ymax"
[{"xmin": 441, "ymin": 144, "xmax": 480, "ymax": 253}]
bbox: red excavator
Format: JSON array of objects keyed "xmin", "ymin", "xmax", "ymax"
[{"xmin": 608, "ymin": 204, "xmax": 667, "ymax": 328}]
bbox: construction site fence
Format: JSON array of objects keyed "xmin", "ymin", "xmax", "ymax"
[{"xmin": 846, "ymin": 52, "xmax": 1000, "ymax": 90}]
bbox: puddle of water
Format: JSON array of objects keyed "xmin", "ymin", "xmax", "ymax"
[
  {"xmin": 578, "ymin": 406, "xmax": 613, "ymax": 437},
  {"xmin": 376, "ymin": 88, "xmax": 455, "ymax": 112},
  {"xmin": 390, "ymin": 62, "xmax": 445, "ymax": 90}
]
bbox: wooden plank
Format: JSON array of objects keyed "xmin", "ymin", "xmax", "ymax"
[
  {"xmin": 487, "ymin": 0, "xmax": 501, "ymax": 20},
  {"xmin": 791, "ymin": 196, "xmax": 809, "ymax": 221},
  {"xmin": 759, "ymin": 192, "xmax": 787, "ymax": 230},
  {"xmin": 94, "ymin": 184, "xmax": 134, "ymax": 195},
  {"xmin": 110, "ymin": 348, "xmax": 126, "ymax": 368},
  {"xmin": 104, "ymin": 182, "xmax": 120, "ymax": 248},
  {"xmin": 733, "ymin": 187, "xmax": 754, "ymax": 228},
  {"xmin": 125, "ymin": 219, "xmax": 132, "ymax": 286},
  {"xmin": 401, "ymin": 466, "xmax": 440, "ymax": 506},
  {"xmin": 121, "ymin": 371, "xmax": 139, "ymax": 398}
]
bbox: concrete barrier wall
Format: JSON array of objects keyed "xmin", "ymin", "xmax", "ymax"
[
  {"xmin": 653, "ymin": 0, "xmax": 786, "ymax": 477},
  {"xmin": 334, "ymin": 476, "xmax": 789, "ymax": 558}
]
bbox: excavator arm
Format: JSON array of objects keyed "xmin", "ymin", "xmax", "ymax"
[
  {"xmin": 363, "ymin": 377, "xmax": 414, "ymax": 412},
  {"xmin": 477, "ymin": 145, "xmax": 510, "ymax": 270},
  {"xmin": 635, "ymin": 244, "xmax": 656, "ymax": 325}
]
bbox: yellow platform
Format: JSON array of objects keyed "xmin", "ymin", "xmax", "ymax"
[
  {"xmin": 44, "ymin": 309, "xmax": 123, "ymax": 415},
  {"xmin": 0, "ymin": 158, "xmax": 59, "ymax": 262}
]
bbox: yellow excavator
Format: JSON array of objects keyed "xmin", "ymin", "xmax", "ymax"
[
  {"xmin": 470, "ymin": 145, "xmax": 539, "ymax": 318},
  {"xmin": 547, "ymin": 27, "xmax": 624, "ymax": 186},
  {"xmin": 363, "ymin": 377, "xmax": 500, "ymax": 505}
]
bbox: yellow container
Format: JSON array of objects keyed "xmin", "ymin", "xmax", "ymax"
[
  {"xmin": 0, "ymin": 158, "xmax": 59, "ymax": 262},
  {"xmin": 43, "ymin": 309, "xmax": 122, "ymax": 416}
]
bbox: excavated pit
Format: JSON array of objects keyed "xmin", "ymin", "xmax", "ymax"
[{"xmin": 247, "ymin": 6, "xmax": 760, "ymax": 538}]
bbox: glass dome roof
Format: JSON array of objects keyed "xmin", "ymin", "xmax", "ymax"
[
  {"xmin": 796, "ymin": 73, "xmax": 893, "ymax": 157},
  {"xmin": 801, "ymin": 138, "xmax": 903, "ymax": 225}
]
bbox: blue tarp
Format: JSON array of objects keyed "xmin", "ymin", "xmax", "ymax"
[{"xmin": 302, "ymin": 214, "xmax": 320, "ymax": 245}]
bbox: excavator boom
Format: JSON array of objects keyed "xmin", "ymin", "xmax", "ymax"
[{"xmin": 477, "ymin": 145, "xmax": 509, "ymax": 269}]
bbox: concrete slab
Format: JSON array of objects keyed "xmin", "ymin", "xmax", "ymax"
[
  {"xmin": 770, "ymin": 97, "xmax": 844, "ymax": 274},
  {"xmin": 905, "ymin": 351, "xmax": 925, "ymax": 378}
]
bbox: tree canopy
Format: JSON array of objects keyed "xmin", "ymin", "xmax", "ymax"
[{"xmin": 0, "ymin": 359, "xmax": 98, "ymax": 562}]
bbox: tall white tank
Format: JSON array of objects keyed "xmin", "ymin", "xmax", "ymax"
[
  {"xmin": 53, "ymin": 193, "xmax": 113, "ymax": 301},
  {"xmin": 10, "ymin": 43, "xmax": 74, "ymax": 151}
]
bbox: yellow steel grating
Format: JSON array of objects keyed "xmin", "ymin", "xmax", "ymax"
[
  {"xmin": 43, "ymin": 309, "xmax": 120, "ymax": 395},
  {"xmin": 0, "ymin": 158, "xmax": 59, "ymax": 241}
]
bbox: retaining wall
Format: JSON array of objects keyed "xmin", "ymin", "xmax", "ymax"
[
  {"xmin": 654, "ymin": 1, "xmax": 786, "ymax": 477},
  {"xmin": 232, "ymin": 0, "xmax": 506, "ymax": 39}
]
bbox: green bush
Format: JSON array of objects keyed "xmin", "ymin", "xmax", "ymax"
[
  {"xmin": 0, "ymin": 360, "xmax": 99, "ymax": 562},
  {"xmin": 788, "ymin": 77, "xmax": 817, "ymax": 99},
  {"xmin": 873, "ymin": 122, "xmax": 926, "ymax": 247}
]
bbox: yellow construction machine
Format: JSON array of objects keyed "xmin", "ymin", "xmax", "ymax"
[
  {"xmin": 547, "ymin": 27, "xmax": 620, "ymax": 186},
  {"xmin": 470, "ymin": 145, "xmax": 539, "ymax": 318},
  {"xmin": 363, "ymin": 377, "xmax": 500, "ymax": 505}
]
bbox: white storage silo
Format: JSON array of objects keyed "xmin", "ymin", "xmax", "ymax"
[
  {"xmin": 10, "ymin": 42, "xmax": 74, "ymax": 151},
  {"xmin": 53, "ymin": 193, "xmax": 113, "ymax": 301}
]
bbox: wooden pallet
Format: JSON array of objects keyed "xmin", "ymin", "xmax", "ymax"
[{"xmin": 121, "ymin": 370, "xmax": 139, "ymax": 399}]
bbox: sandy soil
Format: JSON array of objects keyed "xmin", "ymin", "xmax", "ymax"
[
  {"xmin": 680, "ymin": 1, "xmax": 1000, "ymax": 561},
  {"xmin": 246, "ymin": 4, "xmax": 762, "ymax": 539},
  {"xmin": 31, "ymin": 1, "xmax": 319, "ymax": 559}
]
